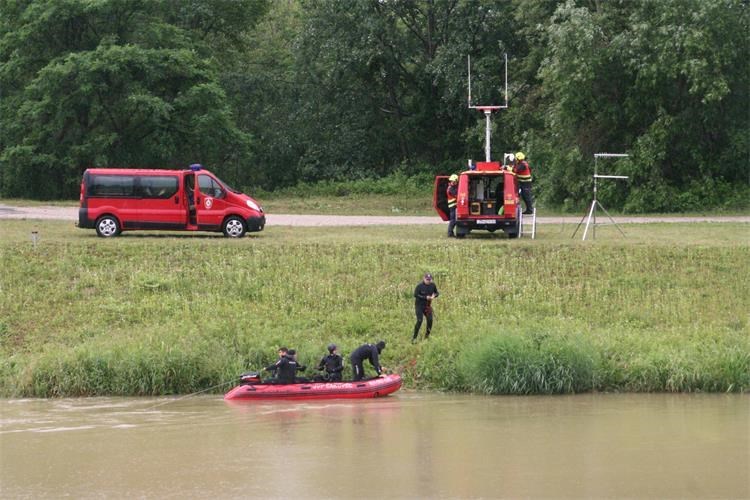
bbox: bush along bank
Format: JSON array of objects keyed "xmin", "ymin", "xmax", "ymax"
[{"xmin": 431, "ymin": 331, "xmax": 748, "ymax": 395}]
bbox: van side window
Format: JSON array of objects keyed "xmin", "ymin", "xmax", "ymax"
[
  {"xmin": 88, "ymin": 175, "xmax": 136, "ymax": 197},
  {"xmin": 139, "ymin": 176, "xmax": 178, "ymax": 199},
  {"xmin": 198, "ymin": 174, "xmax": 225, "ymax": 199}
]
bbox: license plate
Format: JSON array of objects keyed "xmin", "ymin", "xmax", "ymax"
[{"xmin": 476, "ymin": 219, "xmax": 495, "ymax": 224}]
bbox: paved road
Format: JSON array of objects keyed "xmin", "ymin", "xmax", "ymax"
[{"xmin": 0, "ymin": 204, "xmax": 747, "ymax": 226}]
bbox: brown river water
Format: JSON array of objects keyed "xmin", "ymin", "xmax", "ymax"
[{"xmin": 1, "ymin": 392, "xmax": 747, "ymax": 499}]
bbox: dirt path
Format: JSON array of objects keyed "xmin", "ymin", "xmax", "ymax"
[{"xmin": 0, "ymin": 204, "xmax": 748, "ymax": 226}]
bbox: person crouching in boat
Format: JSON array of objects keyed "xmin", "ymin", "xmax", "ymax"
[
  {"xmin": 264, "ymin": 347, "xmax": 295, "ymax": 384},
  {"xmin": 350, "ymin": 341, "xmax": 387, "ymax": 381},
  {"xmin": 316, "ymin": 343, "xmax": 344, "ymax": 382}
]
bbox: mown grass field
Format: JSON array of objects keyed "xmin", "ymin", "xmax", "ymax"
[{"xmin": 0, "ymin": 218, "xmax": 748, "ymax": 397}]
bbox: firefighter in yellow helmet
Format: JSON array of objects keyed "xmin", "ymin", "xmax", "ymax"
[
  {"xmin": 513, "ymin": 152, "xmax": 534, "ymax": 214},
  {"xmin": 447, "ymin": 174, "xmax": 459, "ymax": 237}
]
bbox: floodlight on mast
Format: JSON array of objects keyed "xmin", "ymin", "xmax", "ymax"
[{"xmin": 467, "ymin": 53, "xmax": 508, "ymax": 162}]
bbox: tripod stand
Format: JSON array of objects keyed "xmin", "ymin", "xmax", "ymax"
[{"xmin": 572, "ymin": 153, "xmax": 629, "ymax": 240}]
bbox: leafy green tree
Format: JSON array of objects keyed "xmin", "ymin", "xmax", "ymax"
[
  {"xmin": 1, "ymin": 0, "xmax": 746, "ymax": 208},
  {"xmin": 278, "ymin": 0, "xmax": 518, "ymax": 184},
  {"xmin": 532, "ymin": 0, "xmax": 749, "ymax": 212},
  {"xmin": 0, "ymin": 0, "xmax": 266, "ymax": 199}
]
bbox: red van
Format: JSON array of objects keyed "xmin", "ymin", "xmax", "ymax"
[{"xmin": 77, "ymin": 164, "xmax": 265, "ymax": 238}]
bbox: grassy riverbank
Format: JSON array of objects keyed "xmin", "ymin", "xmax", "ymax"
[{"xmin": 0, "ymin": 219, "xmax": 748, "ymax": 396}]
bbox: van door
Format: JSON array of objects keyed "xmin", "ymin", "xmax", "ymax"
[
  {"xmin": 433, "ymin": 176, "xmax": 450, "ymax": 221},
  {"xmin": 185, "ymin": 172, "xmax": 197, "ymax": 225},
  {"xmin": 195, "ymin": 173, "xmax": 227, "ymax": 230},
  {"xmin": 502, "ymin": 171, "xmax": 519, "ymax": 218},
  {"xmin": 136, "ymin": 174, "xmax": 186, "ymax": 229}
]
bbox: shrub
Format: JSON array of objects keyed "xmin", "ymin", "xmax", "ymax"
[{"xmin": 457, "ymin": 332, "xmax": 598, "ymax": 395}]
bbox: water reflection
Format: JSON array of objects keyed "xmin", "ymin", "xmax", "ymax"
[{"xmin": 1, "ymin": 393, "xmax": 748, "ymax": 498}]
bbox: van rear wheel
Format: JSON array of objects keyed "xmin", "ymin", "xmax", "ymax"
[
  {"xmin": 223, "ymin": 216, "xmax": 247, "ymax": 238},
  {"xmin": 95, "ymin": 216, "xmax": 120, "ymax": 237}
]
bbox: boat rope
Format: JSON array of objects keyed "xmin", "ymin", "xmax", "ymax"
[{"xmin": 143, "ymin": 379, "xmax": 234, "ymax": 411}]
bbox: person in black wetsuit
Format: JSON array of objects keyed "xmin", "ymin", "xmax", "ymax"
[
  {"xmin": 287, "ymin": 349, "xmax": 309, "ymax": 382},
  {"xmin": 316, "ymin": 343, "xmax": 344, "ymax": 381},
  {"xmin": 413, "ymin": 273, "xmax": 439, "ymax": 342},
  {"xmin": 349, "ymin": 341, "xmax": 386, "ymax": 381},
  {"xmin": 264, "ymin": 347, "xmax": 295, "ymax": 384}
]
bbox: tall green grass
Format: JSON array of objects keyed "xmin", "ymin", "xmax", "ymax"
[
  {"xmin": 455, "ymin": 332, "xmax": 598, "ymax": 395},
  {"xmin": 0, "ymin": 220, "xmax": 748, "ymax": 396}
]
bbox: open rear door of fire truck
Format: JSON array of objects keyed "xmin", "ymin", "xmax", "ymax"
[{"xmin": 433, "ymin": 176, "xmax": 450, "ymax": 221}]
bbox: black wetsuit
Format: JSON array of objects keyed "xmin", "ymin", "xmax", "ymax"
[
  {"xmin": 413, "ymin": 281, "xmax": 439, "ymax": 340},
  {"xmin": 349, "ymin": 344, "xmax": 383, "ymax": 381},
  {"xmin": 317, "ymin": 353, "xmax": 344, "ymax": 381},
  {"xmin": 292, "ymin": 359, "xmax": 309, "ymax": 383},
  {"xmin": 265, "ymin": 355, "xmax": 295, "ymax": 384}
]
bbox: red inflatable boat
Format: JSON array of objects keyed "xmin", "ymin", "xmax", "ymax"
[{"xmin": 224, "ymin": 373, "xmax": 403, "ymax": 401}]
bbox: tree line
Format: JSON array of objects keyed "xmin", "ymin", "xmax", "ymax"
[{"xmin": 1, "ymin": 0, "xmax": 748, "ymax": 211}]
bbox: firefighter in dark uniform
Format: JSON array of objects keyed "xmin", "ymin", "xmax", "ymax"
[
  {"xmin": 413, "ymin": 273, "xmax": 439, "ymax": 342},
  {"xmin": 316, "ymin": 343, "xmax": 344, "ymax": 381},
  {"xmin": 350, "ymin": 341, "xmax": 386, "ymax": 381},
  {"xmin": 446, "ymin": 174, "xmax": 459, "ymax": 237},
  {"xmin": 514, "ymin": 152, "xmax": 534, "ymax": 214},
  {"xmin": 264, "ymin": 347, "xmax": 295, "ymax": 384},
  {"xmin": 287, "ymin": 349, "xmax": 309, "ymax": 382}
]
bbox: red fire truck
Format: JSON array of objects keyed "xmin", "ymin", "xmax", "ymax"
[
  {"xmin": 433, "ymin": 158, "xmax": 521, "ymax": 238},
  {"xmin": 433, "ymin": 55, "xmax": 523, "ymax": 239}
]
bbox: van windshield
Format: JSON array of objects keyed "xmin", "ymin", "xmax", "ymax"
[{"xmin": 214, "ymin": 176, "xmax": 242, "ymax": 195}]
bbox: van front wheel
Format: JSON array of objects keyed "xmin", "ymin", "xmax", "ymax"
[
  {"xmin": 223, "ymin": 216, "xmax": 247, "ymax": 238},
  {"xmin": 95, "ymin": 216, "xmax": 120, "ymax": 237}
]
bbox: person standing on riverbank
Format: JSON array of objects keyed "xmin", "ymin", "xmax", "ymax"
[{"xmin": 413, "ymin": 273, "xmax": 439, "ymax": 342}]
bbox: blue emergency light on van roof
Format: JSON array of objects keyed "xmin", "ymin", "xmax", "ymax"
[{"xmin": 189, "ymin": 163, "xmax": 202, "ymax": 171}]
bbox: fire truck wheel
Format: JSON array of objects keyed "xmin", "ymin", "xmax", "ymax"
[
  {"xmin": 223, "ymin": 216, "xmax": 247, "ymax": 238},
  {"xmin": 95, "ymin": 215, "xmax": 120, "ymax": 237}
]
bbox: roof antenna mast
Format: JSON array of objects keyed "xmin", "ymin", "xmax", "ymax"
[{"xmin": 468, "ymin": 53, "xmax": 508, "ymax": 162}]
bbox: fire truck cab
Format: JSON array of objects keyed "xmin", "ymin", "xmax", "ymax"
[{"xmin": 433, "ymin": 159, "xmax": 521, "ymax": 238}]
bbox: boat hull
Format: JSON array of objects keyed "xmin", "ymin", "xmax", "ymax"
[{"xmin": 224, "ymin": 374, "xmax": 403, "ymax": 401}]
